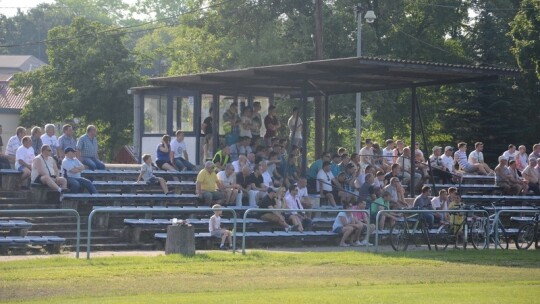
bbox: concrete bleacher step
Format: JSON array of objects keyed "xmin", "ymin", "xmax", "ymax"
[
  {"xmin": 63, "ymin": 243, "xmax": 155, "ymax": 252},
  {"xmin": 0, "ymin": 203, "xmax": 60, "ymax": 210}
]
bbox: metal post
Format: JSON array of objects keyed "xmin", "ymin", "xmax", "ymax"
[
  {"xmin": 410, "ymin": 86, "xmax": 416, "ymax": 197},
  {"xmin": 324, "ymin": 95, "xmax": 330, "ymax": 153},
  {"xmin": 301, "ymin": 84, "xmax": 308, "ymax": 174},
  {"xmin": 355, "ymin": 4, "xmax": 363, "ymax": 153}
]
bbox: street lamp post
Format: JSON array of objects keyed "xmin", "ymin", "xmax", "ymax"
[{"xmin": 355, "ymin": 4, "xmax": 376, "ymax": 152}]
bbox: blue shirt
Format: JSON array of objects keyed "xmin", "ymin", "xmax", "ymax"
[
  {"xmin": 61, "ymin": 157, "xmax": 84, "ymax": 178},
  {"xmin": 76, "ymin": 134, "xmax": 98, "ymax": 158}
]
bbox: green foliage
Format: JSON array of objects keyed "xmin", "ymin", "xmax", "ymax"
[
  {"xmin": 11, "ymin": 17, "xmax": 142, "ymax": 160},
  {"xmin": 510, "ymin": 0, "xmax": 540, "ymax": 85}
]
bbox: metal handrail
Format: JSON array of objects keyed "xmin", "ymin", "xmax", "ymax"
[
  {"xmin": 241, "ymin": 208, "xmax": 369, "ymax": 255},
  {"xmin": 0, "ymin": 209, "xmax": 80, "ymax": 258},
  {"xmin": 374, "ymin": 208, "xmax": 489, "ymax": 252},
  {"xmin": 87, "ymin": 207, "xmax": 237, "ymax": 259}
]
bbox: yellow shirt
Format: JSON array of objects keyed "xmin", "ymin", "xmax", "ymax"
[
  {"xmin": 197, "ymin": 169, "xmax": 218, "ymax": 192},
  {"xmin": 448, "ymin": 200, "xmax": 465, "ymax": 230}
]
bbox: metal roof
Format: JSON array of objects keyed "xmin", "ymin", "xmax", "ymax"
[{"xmin": 141, "ymin": 56, "xmax": 520, "ymax": 97}]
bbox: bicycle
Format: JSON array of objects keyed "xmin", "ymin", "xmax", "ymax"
[
  {"xmin": 390, "ymin": 211, "xmax": 432, "ymax": 251},
  {"xmin": 468, "ymin": 203, "xmax": 510, "ymax": 249},
  {"xmin": 515, "ymin": 213, "xmax": 540, "ymax": 250},
  {"xmin": 434, "ymin": 204, "xmax": 484, "ymax": 250}
]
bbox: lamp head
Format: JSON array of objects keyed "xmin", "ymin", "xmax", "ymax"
[{"xmin": 364, "ymin": 10, "xmax": 376, "ymax": 23}]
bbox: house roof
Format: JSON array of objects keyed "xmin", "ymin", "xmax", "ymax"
[
  {"xmin": 139, "ymin": 56, "xmax": 520, "ymax": 97},
  {"xmin": 0, "ymin": 81, "xmax": 31, "ymax": 110},
  {"xmin": 0, "ymin": 55, "xmax": 46, "ymax": 72}
]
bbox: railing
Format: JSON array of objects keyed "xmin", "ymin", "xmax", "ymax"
[
  {"xmin": 374, "ymin": 208, "xmax": 489, "ymax": 252},
  {"xmin": 493, "ymin": 208, "xmax": 539, "ymax": 250},
  {"xmin": 86, "ymin": 207, "xmax": 237, "ymax": 259},
  {"xmin": 0, "ymin": 209, "xmax": 81, "ymax": 258},
  {"xmin": 241, "ymin": 208, "xmax": 369, "ymax": 255}
]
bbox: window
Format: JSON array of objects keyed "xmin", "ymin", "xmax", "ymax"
[
  {"xmin": 173, "ymin": 96, "xmax": 194, "ymax": 132},
  {"xmin": 143, "ymin": 95, "xmax": 167, "ymax": 134}
]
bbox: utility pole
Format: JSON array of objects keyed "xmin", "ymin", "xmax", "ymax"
[{"xmin": 314, "ymin": 0, "xmax": 324, "ymax": 158}]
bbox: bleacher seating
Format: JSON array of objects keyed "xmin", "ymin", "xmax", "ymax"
[
  {"xmin": 92, "ymin": 181, "xmax": 196, "ymax": 194},
  {"xmin": 81, "ymin": 169, "xmax": 198, "ymax": 181}
]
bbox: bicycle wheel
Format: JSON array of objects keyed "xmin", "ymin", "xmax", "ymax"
[
  {"xmin": 421, "ymin": 222, "xmax": 432, "ymax": 251},
  {"xmin": 390, "ymin": 221, "xmax": 409, "ymax": 251},
  {"xmin": 491, "ymin": 226, "xmax": 510, "ymax": 249},
  {"xmin": 470, "ymin": 219, "xmax": 488, "ymax": 250},
  {"xmin": 516, "ymin": 224, "xmax": 535, "ymax": 250},
  {"xmin": 435, "ymin": 224, "xmax": 452, "ymax": 251}
]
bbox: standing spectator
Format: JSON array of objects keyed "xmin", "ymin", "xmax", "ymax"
[
  {"xmin": 76, "ymin": 125, "xmax": 105, "ymax": 170},
  {"xmin": 455, "ymin": 142, "xmax": 488, "ymax": 175},
  {"xmin": 170, "ymin": 130, "xmax": 195, "ymax": 171},
  {"xmin": 155, "ymin": 135, "xmax": 176, "ymax": 171},
  {"xmin": 413, "ymin": 186, "xmax": 435, "ymax": 228},
  {"xmin": 257, "ymin": 188, "xmax": 291, "ymax": 231},
  {"xmin": 251, "ymin": 102, "xmax": 262, "ymax": 145},
  {"xmin": 62, "ymin": 147, "xmax": 98, "ymax": 194},
  {"xmin": 468, "ymin": 142, "xmax": 494, "ymax": 175},
  {"xmin": 41, "ymin": 124, "xmax": 59, "ymax": 162},
  {"xmin": 6, "ymin": 127, "xmax": 26, "ymax": 165},
  {"xmin": 317, "ymin": 161, "xmax": 338, "ymax": 207},
  {"xmin": 522, "ymin": 158, "xmax": 540, "ymax": 195},
  {"xmin": 212, "ymin": 145, "xmax": 231, "ymax": 171},
  {"xmin": 229, "ymin": 136, "xmax": 252, "ymax": 162},
  {"xmin": 57, "ymin": 124, "xmax": 77, "ymax": 161},
  {"xmin": 201, "ymin": 107, "xmax": 213, "ymax": 160},
  {"xmin": 15, "ymin": 136, "xmax": 34, "ymax": 188},
  {"xmin": 30, "ymin": 126, "xmax": 43, "ymax": 156},
  {"xmin": 209, "ymin": 204, "xmax": 233, "ymax": 250},
  {"xmin": 287, "ymin": 107, "xmax": 303, "ymax": 147},
  {"xmin": 196, "ymin": 161, "xmax": 223, "ymax": 205},
  {"xmin": 516, "ymin": 145, "xmax": 529, "ymax": 172},
  {"xmin": 216, "ymin": 164, "xmax": 240, "ymax": 206},
  {"xmin": 222, "ymin": 102, "xmax": 241, "ymax": 145},
  {"xmin": 392, "ymin": 139, "xmax": 405, "ymax": 164},
  {"xmin": 263, "ymin": 105, "xmax": 280, "ymax": 147},
  {"xmin": 239, "ymin": 106, "xmax": 253, "ymax": 138},
  {"xmin": 31, "ymin": 145, "xmax": 68, "ymax": 192}
]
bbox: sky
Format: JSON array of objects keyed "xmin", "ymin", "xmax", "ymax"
[{"xmin": 0, "ymin": 0, "xmax": 137, "ymax": 17}]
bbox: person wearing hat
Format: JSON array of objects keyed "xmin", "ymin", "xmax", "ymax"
[
  {"xmin": 522, "ymin": 158, "xmax": 540, "ymax": 195},
  {"xmin": 196, "ymin": 161, "xmax": 224, "ymax": 205},
  {"xmin": 429, "ymin": 146, "xmax": 453, "ymax": 184},
  {"xmin": 61, "ymin": 147, "xmax": 97, "ymax": 194},
  {"xmin": 209, "ymin": 204, "xmax": 232, "ymax": 250},
  {"xmin": 494, "ymin": 155, "xmax": 520, "ymax": 195}
]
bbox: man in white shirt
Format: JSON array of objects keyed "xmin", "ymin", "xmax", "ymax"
[
  {"xmin": 216, "ymin": 164, "xmax": 240, "ymax": 206},
  {"xmin": 61, "ymin": 147, "xmax": 97, "ymax": 194},
  {"xmin": 382, "ymin": 139, "xmax": 395, "ymax": 166},
  {"xmin": 287, "ymin": 107, "xmax": 303, "ymax": 147},
  {"xmin": 441, "ymin": 146, "xmax": 462, "ymax": 183},
  {"xmin": 359, "ymin": 138, "xmax": 374, "ymax": 169},
  {"xmin": 502, "ymin": 144, "xmax": 518, "ymax": 162},
  {"xmin": 15, "ymin": 136, "xmax": 34, "ymax": 188},
  {"xmin": 6, "ymin": 127, "xmax": 26, "ymax": 166},
  {"xmin": 431, "ymin": 189, "xmax": 449, "ymax": 223},
  {"xmin": 317, "ymin": 161, "xmax": 338, "ymax": 207},
  {"xmin": 284, "ymin": 185, "xmax": 312, "ymax": 232},
  {"xmin": 170, "ymin": 130, "xmax": 195, "ymax": 171},
  {"xmin": 258, "ymin": 160, "xmax": 274, "ymax": 188},
  {"xmin": 297, "ymin": 177, "xmax": 312, "ymax": 218},
  {"xmin": 468, "ymin": 142, "xmax": 494, "ymax": 175},
  {"xmin": 41, "ymin": 124, "xmax": 59, "ymax": 159}
]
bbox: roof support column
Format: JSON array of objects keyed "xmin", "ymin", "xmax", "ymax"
[
  {"xmin": 301, "ymin": 84, "xmax": 308, "ymax": 175},
  {"xmin": 415, "ymin": 92, "xmax": 437, "ymax": 192},
  {"xmin": 323, "ymin": 95, "xmax": 329, "ymax": 153},
  {"xmin": 211, "ymin": 94, "xmax": 219, "ymax": 160},
  {"xmin": 410, "ymin": 86, "xmax": 417, "ymax": 198}
]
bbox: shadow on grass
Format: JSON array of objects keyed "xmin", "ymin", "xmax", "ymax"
[{"xmin": 375, "ymin": 249, "xmax": 540, "ymax": 269}]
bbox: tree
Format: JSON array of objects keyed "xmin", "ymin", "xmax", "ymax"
[
  {"xmin": 510, "ymin": 0, "xmax": 540, "ymax": 85},
  {"xmin": 11, "ymin": 17, "xmax": 142, "ymax": 160}
]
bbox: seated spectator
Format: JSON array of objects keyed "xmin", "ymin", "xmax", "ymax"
[
  {"xmin": 429, "ymin": 146, "xmax": 453, "ymax": 184},
  {"xmin": 296, "ymin": 177, "xmax": 313, "ymax": 216},
  {"xmin": 516, "ymin": 145, "xmax": 529, "ymax": 172},
  {"xmin": 338, "ymin": 153, "xmax": 351, "ymax": 173},
  {"xmin": 392, "ymin": 139, "xmax": 405, "ymax": 164},
  {"xmin": 247, "ymin": 163, "xmax": 267, "ymax": 207},
  {"xmin": 529, "ymin": 144, "xmax": 540, "ymax": 160},
  {"xmin": 236, "ymin": 165, "xmax": 253, "ymax": 206},
  {"xmin": 330, "ymin": 154, "xmax": 341, "ymax": 177},
  {"xmin": 209, "ymin": 204, "xmax": 232, "ymax": 250},
  {"xmin": 57, "ymin": 124, "xmax": 77, "ymax": 161},
  {"xmin": 371, "ymin": 191, "xmax": 399, "ymax": 232},
  {"xmin": 154, "ymin": 135, "xmax": 176, "ymax": 171},
  {"xmin": 284, "ymin": 185, "xmax": 312, "ymax": 232},
  {"xmin": 170, "ymin": 130, "xmax": 195, "ymax": 171},
  {"xmin": 257, "ymin": 188, "xmax": 290, "ymax": 231},
  {"xmin": 41, "ymin": 124, "xmax": 59, "ymax": 165},
  {"xmin": 258, "ymin": 160, "xmax": 274, "ymax": 188},
  {"xmin": 31, "ymin": 145, "xmax": 68, "ymax": 193},
  {"xmin": 355, "ymin": 165, "xmax": 375, "ymax": 190},
  {"xmin": 332, "ymin": 201, "xmax": 363, "ymax": 247},
  {"xmin": 212, "ymin": 146, "xmax": 231, "ymax": 171},
  {"xmin": 216, "ymin": 164, "xmax": 240, "ymax": 206},
  {"xmin": 15, "ymin": 136, "xmax": 34, "ymax": 188},
  {"xmin": 441, "ymin": 146, "xmax": 462, "ymax": 183},
  {"xmin": 384, "ymin": 163, "xmax": 402, "ymax": 186},
  {"xmin": 358, "ymin": 173, "xmax": 377, "ymax": 204},
  {"xmin": 232, "ymin": 154, "xmax": 247, "ymax": 173},
  {"xmin": 494, "ymin": 156, "xmax": 521, "ymax": 195},
  {"xmin": 431, "ymin": 189, "xmax": 449, "ymax": 223},
  {"xmin": 317, "ymin": 161, "xmax": 338, "ymax": 207},
  {"xmin": 359, "ymin": 138, "xmax": 374, "ymax": 170},
  {"xmin": 230, "ymin": 136, "xmax": 252, "ymax": 162},
  {"xmin": 351, "ymin": 200, "xmax": 375, "ymax": 240},
  {"xmin": 413, "ymin": 186, "xmax": 435, "ymax": 228},
  {"xmin": 307, "ymin": 152, "xmax": 330, "ymax": 192},
  {"xmin": 397, "ymin": 147, "xmax": 421, "ymax": 187},
  {"xmin": 337, "ymin": 147, "xmax": 347, "ymax": 156},
  {"xmin": 62, "ymin": 147, "xmax": 98, "ymax": 194},
  {"xmin": 522, "ymin": 158, "xmax": 540, "ymax": 195},
  {"xmin": 508, "ymin": 160, "xmax": 527, "ymax": 194},
  {"xmin": 372, "ymin": 171, "xmax": 385, "ymax": 197},
  {"xmin": 372, "ymin": 142, "xmax": 387, "ymax": 172},
  {"xmin": 350, "ymin": 152, "xmax": 360, "ymax": 169},
  {"xmin": 267, "ymin": 151, "xmax": 283, "ymax": 185},
  {"xmin": 196, "ymin": 161, "xmax": 223, "ymax": 205},
  {"xmin": 30, "ymin": 126, "xmax": 43, "ymax": 157},
  {"xmin": 76, "ymin": 125, "xmax": 105, "ymax": 170},
  {"xmin": 468, "ymin": 142, "xmax": 494, "ymax": 175},
  {"xmin": 384, "ymin": 177, "xmax": 408, "ymax": 208},
  {"xmin": 136, "ymin": 154, "xmax": 170, "ymax": 194},
  {"xmin": 335, "ymin": 172, "xmax": 351, "ymax": 205},
  {"xmin": 455, "ymin": 142, "xmax": 488, "ymax": 175},
  {"xmin": 284, "ymin": 154, "xmax": 299, "ymax": 188},
  {"xmin": 502, "ymin": 144, "xmax": 518, "ymax": 162},
  {"xmin": 414, "ymin": 150, "xmax": 429, "ymax": 182},
  {"xmin": 382, "ymin": 139, "xmax": 395, "ymax": 168},
  {"xmin": 6, "ymin": 126, "xmax": 26, "ymax": 165}
]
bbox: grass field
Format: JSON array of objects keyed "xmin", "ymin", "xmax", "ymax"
[{"xmin": 1, "ymin": 250, "xmax": 539, "ymax": 303}]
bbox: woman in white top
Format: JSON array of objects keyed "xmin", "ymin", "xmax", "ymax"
[
  {"xmin": 332, "ymin": 201, "xmax": 362, "ymax": 247},
  {"xmin": 515, "ymin": 145, "xmax": 529, "ymax": 172}
]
